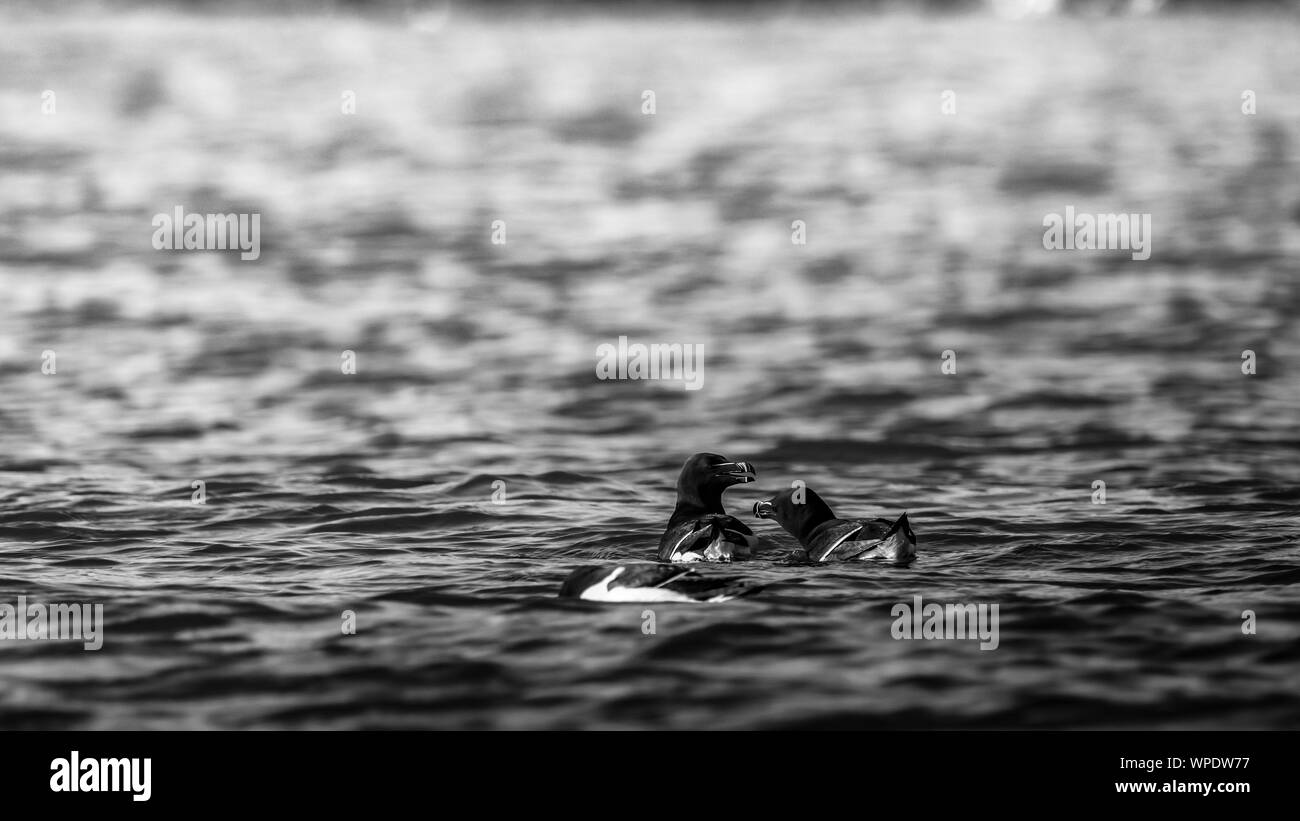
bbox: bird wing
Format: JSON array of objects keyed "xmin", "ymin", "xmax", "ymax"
[
  {"xmin": 659, "ymin": 520, "xmax": 715, "ymax": 561},
  {"xmin": 832, "ymin": 515, "xmax": 914, "ymax": 562},
  {"xmin": 811, "ymin": 519, "xmax": 893, "ymax": 562},
  {"xmin": 659, "ymin": 515, "xmax": 755, "ymax": 561},
  {"xmin": 654, "ymin": 573, "xmax": 763, "ymax": 602},
  {"xmin": 613, "ymin": 564, "xmax": 697, "ymax": 590}
]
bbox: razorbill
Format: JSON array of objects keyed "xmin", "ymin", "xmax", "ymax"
[
  {"xmin": 658, "ymin": 453, "xmax": 758, "ymax": 563},
  {"xmin": 559, "ymin": 563, "xmax": 761, "ymax": 603},
  {"xmin": 753, "ymin": 486, "xmax": 916, "ymax": 564}
]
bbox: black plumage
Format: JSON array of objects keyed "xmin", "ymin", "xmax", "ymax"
[{"xmin": 657, "ymin": 452, "xmax": 758, "ymax": 563}]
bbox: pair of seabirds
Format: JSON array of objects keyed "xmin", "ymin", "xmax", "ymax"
[{"xmin": 560, "ymin": 453, "xmax": 916, "ymax": 603}]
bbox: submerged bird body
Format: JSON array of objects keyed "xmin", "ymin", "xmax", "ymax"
[
  {"xmin": 657, "ymin": 453, "xmax": 758, "ymax": 563},
  {"xmin": 754, "ymin": 487, "xmax": 916, "ymax": 564},
  {"xmin": 559, "ymin": 563, "xmax": 761, "ymax": 603}
]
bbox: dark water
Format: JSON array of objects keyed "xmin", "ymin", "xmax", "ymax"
[{"xmin": 1, "ymin": 10, "xmax": 1299, "ymax": 729}]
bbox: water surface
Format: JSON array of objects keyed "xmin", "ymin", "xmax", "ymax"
[{"xmin": 0, "ymin": 10, "xmax": 1298, "ymax": 728}]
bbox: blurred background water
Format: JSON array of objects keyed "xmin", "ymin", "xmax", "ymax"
[{"xmin": 0, "ymin": 3, "xmax": 1298, "ymax": 729}]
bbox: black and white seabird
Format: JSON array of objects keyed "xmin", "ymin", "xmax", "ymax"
[
  {"xmin": 658, "ymin": 453, "xmax": 758, "ymax": 563},
  {"xmin": 753, "ymin": 486, "xmax": 916, "ymax": 564},
  {"xmin": 559, "ymin": 563, "xmax": 761, "ymax": 603}
]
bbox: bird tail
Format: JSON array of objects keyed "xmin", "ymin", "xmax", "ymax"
[{"xmin": 880, "ymin": 512, "xmax": 917, "ymax": 564}]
